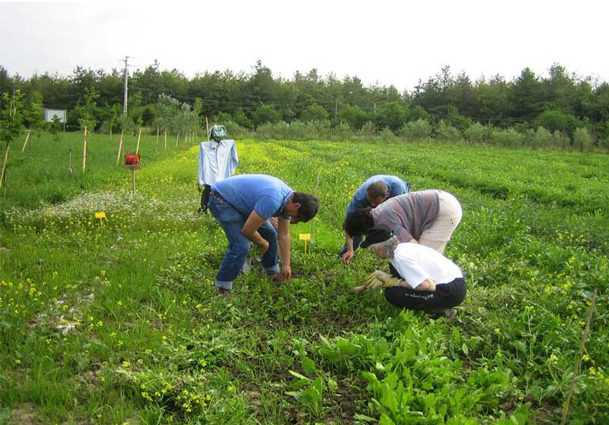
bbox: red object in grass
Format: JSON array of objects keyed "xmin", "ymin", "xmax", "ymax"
[{"xmin": 125, "ymin": 153, "xmax": 140, "ymax": 165}]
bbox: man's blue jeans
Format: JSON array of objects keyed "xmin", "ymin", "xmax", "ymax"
[{"xmin": 208, "ymin": 195, "xmax": 280, "ymax": 290}]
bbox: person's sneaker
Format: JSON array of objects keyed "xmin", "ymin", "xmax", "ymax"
[
  {"xmin": 216, "ymin": 288, "xmax": 231, "ymax": 297},
  {"xmin": 429, "ymin": 308, "xmax": 457, "ymax": 321},
  {"xmin": 443, "ymin": 308, "xmax": 457, "ymax": 321}
]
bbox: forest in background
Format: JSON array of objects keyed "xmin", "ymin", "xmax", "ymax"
[{"xmin": 1, "ymin": 61, "xmax": 609, "ymax": 150}]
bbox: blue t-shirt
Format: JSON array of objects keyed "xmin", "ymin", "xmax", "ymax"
[
  {"xmin": 345, "ymin": 175, "xmax": 409, "ymax": 217},
  {"xmin": 213, "ymin": 174, "xmax": 294, "ymax": 220}
]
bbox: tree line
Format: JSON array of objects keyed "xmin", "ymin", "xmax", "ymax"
[{"xmin": 1, "ymin": 61, "xmax": 609, "ymax": 149}]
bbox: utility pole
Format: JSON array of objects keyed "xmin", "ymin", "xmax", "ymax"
[{"xmin": 122, "ymin": 56, "xmax": 129, "ymax": 116}]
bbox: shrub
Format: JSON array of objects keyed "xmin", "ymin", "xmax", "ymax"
[
  {"xmin": 399, "ymin": 119, "xmax": 432, "ymax": 141},
  {"xmin": 552, "ymin": 130, "xmax": 570, "ymax": 149},
  {"xmin": 379, "ymin": 127, "xmax": 397, "ymax": 142},
  {"xmin": 330, "ymin": 121, "xmax": 354, "ymax": 141},
  {"xmin": 436, "ymin": 121, "xmax": 462, "ymax": 141},
  {"xmin": 490, "ymin": 127, "xmax": 525, "ymax": 147},
  {"xmin": 574, "ymin": 127, "xmax": 593, "ymax": 152},
  {"xmin": 223, "ymin": 121, "xmax": 250, "ymax": 139},
  {"xmin": 357, "ymin": 122, "xmax": 376, "ymax": 139},
  {"xmin": 464, "ymin": 122, "xmax": 489, "ymax": 144},
  {"xmin": 253, "ymin": 120, "xmax": 333, "ymax": 141},
  {"xmin": 531, "ymin": 127, "xmax": 553, "ymax": 149}
]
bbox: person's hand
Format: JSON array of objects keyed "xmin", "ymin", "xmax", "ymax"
[
  {"xmin": 416, "ymin": 278, "xmax": 436, "ymax": 292},
  {"xmin": 372, "ymin": 270, "xmax": 397, "ymax": 285},
  {"xmin": 269, "ymin": 217, "xmax": 279, "ymax": 229},
  {"xmin": 342, "ymin": 250, "xmax": 354, "ymax": 264},
  {"xmin": 364, "ymin": 270, "xmax": 399, "ymax": 290},
  {"xmin": 278, "ymin": 265, "xmax": 292, "ymax": 281},
  {"xmin": 257, "ymin": 239, "xmax": 269, "ymax": 255}
]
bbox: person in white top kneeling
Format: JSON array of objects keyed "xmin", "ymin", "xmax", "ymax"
[{"xmin": 354, "ymin": 225, "xmax": 466, "ymax": 320}]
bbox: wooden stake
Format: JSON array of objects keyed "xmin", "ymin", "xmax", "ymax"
[
  {"xmin": 116, "ymin": 130, "xmax": 124, "ymax": 166},
  {"xmin": 136, "ymin": 127, "xmax": 142, "ymax": 155},
  {"xmin": 156, "ymin": 127, "xmax": 159, "ymax": 145},
  {"xmin": 67, "ymin": 148, "xmax": 73, "ymax": 175},
  {"xmin": 82, "ymin": 126, "xmax": 88, "ymax": 174},
  {"xmin": 205, "ymin": 117, "xmax": 209, "ymax": 139},
  {"xmin": 0, "ymin": 144, "xmax": 9, "ymax": 190},
  {"xmin": 309, "ymin": 171, "xmax": 322, "ymax": 248},
  {"xmin": 164, "ymin": 130, "xmax": 167, "ymax": 150},
  {"xmin": 21, "ymin": 129, "xmax": 31, "ymax": 152},
  {"xmin": 560, "ymin": 290, "xmax": 598, "ymax": 425},
  {"xmin": 175, "ymin": 132, "xmax": 179, "ymax": 147}
]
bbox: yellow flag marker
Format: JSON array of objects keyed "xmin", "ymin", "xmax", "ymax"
[
  {"xmin": 299, "ymin": 233, "xmax": 311, "ymax": 253},
  {"xmin": 95, "ymin": 211, "xmax": 107, "ymax": 225}
]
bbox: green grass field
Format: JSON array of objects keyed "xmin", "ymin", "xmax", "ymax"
[{"xmin": 1, "ymin": 132, "xmax": 608, "ymax": 424}]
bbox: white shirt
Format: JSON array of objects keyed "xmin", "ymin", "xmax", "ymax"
[
  {"xmin": 198, "ymin": 139, "xmax": 239, "ymax": 186},
  {"xmin": 390, "ymin": 243, "xmax": 463, "ymax": 289}
]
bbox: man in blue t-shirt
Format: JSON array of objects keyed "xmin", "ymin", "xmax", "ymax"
[
  {"xmin": 209, "ymin": 174, "xmax": 319, "ymax": 295},
  {"xmin": 340, "ymin": 175, "xmax": 409, "ymax": 264}
]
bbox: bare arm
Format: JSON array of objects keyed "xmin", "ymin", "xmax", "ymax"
[
  {"xmin": 241, "ymin": 211, "xmax": 269, "ymax": 254},
  {"xmin": 396, "ymin": 277, "xmax": 435, "ymax": 291},
  {"xmin": 342, "ymin": 234, "xmax": 355, "ymax": 264},
  {"xmin": 277, "ymin": 217, "xmax": 292, "ymax": 280}
]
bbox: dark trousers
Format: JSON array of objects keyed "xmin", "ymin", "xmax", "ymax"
[
  {"xmin": 199, "ymin": 184, "xmax": 211, "ymax": 213},
  {"xmin": 384, "ymin": 263, "xmax": 466, "ymax": 312}
]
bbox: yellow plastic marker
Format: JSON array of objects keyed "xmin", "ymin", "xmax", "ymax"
[
  {"xmin": 299, "ymin": 233, "xmax": 311, "ymax": 253},
  {"xmin": 95, "ymin": 211, "xmax": 107, "ymax": 225}
]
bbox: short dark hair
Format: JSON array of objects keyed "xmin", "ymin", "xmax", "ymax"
[
  {"xmin": 360, "ymin": 225, "xmax": 393, "ymax": 248},
  {"xmin": 366, "ymin": 181, "xmax": 389, "ymax": 199},
  {"xmin": 343, "ymin": 208, "xmax": 374, "ymax": 236},
  {"xmin": 293, "ymin": 192, "xmax": 319, "ymax": 223}
]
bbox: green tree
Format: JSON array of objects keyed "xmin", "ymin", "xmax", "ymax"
[
  {"xmin": 338, "ymin": 104, "xmax": 371, "ymax": 130},
  {"xmin": 252, "ymin": 104, "xmax": 281, "ymax": 127},
  {"xmin": 0, "ymin": 89, "xmax": 25, "ymax": 145},
  {"xmin": 507, "ymin": 68, "xmax": 546, "ymax": 123},
  {"xmin": 299, "ymin": 104, "xmax": 330, "ymax": 122},
  {"xmin": 232, "ymin": 108, "xmax": 253, "ymax": 129},
  {"xmin": 405, "ymin": 105, "xmax": 431, "ymax": 123},
  {"xmin": 156, "ymin": 93, "xmax": 181, "ymax": 133},
  {"xmin": 475, "ymin": 75, "xmax": 509, "ymax": 126},
  {"xmin": 74, "ymin": 86, "xmax": 100, "ymax": 130},
  {"xmin": 374, "ymin": 101, "xmax": 408, "ymax": 131},
  {"xmin": 544, "ymin": 64, "xmax": 578, "ymax": 113},
  {"xmin": 23, "ymin": 90, "xmax": 44, "ymax": 129},
  {"xmin": 534, "ymin": 110, "xmax": 580, "ymax": 138}
]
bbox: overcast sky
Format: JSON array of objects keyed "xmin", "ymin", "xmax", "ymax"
[{"xmin": 1, "ymin": 0, "xmax": 608, "ymax": 92}]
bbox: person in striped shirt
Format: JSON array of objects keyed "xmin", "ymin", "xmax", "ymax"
[
  {"xmin": 343, "ymin": 189, "xmax": 462, "ymax": 254},
  {"xmin": 340, "ymin": 175, "xmax": 410, "ymax": 264}
]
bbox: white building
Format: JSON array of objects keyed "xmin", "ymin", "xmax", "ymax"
[{"xmin": 44, "ymin": 109, "xmax": 67, "ymax": 123}]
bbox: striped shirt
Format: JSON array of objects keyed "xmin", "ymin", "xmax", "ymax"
[{"xmin": 371, "ymin": 190, "xmax": 440, "ymax": 242}]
